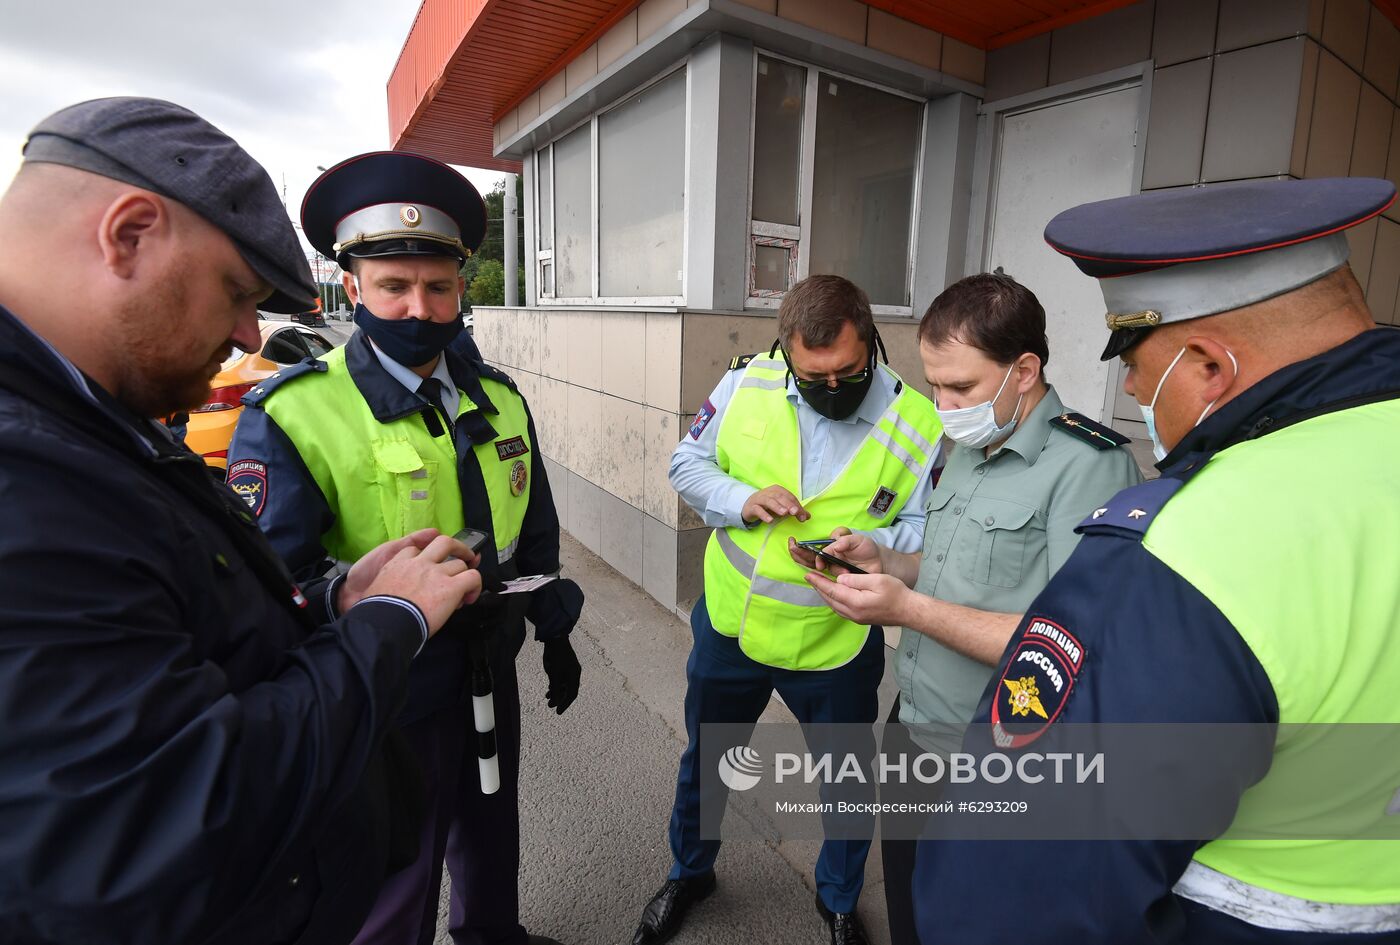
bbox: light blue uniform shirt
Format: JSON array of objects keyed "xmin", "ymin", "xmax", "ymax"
[
  {"xmin": 670, "ymin": 361, "xmax": 938, "ymax": 553},
  {"xmin": 370, "ymin": 342, "xmax": 460, "ymax": 418}
]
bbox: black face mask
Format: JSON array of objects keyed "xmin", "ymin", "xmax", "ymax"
[
  {"xmin": 775, "ymin": 328, "xmax": 886, "ymax": 422},
  {"xmin": 353, "ymin": 302, "xmax": 463, "ymax": 367}
]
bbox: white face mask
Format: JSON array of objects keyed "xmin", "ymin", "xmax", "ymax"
[
  {"xmin": 935, "ymin": 361, "xmax": 1024, "ymax": 449},
  {"xmin": 1139, "ymin": 346, "xmax": 1238, "ymax": 462}
]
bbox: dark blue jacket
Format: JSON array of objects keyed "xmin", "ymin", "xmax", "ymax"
[
  {"xmin": 229, "ymin": 330, "xmax": 581, "ymax": 723},
  {"xmin": 0, "ymin": 305, "xmax": 426, "ymax": 945},
  {"xmin": 913, "ymin": 328, "xmax": 1400, "ymax": 945}
]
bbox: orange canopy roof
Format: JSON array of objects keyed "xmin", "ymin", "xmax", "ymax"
[{"xmin": 388, "ymin": 0, "xmax": 1397, "ymax": 169}]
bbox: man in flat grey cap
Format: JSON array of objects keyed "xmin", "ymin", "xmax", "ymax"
[{"xmin": 0, "ymin": 97, "xmax": 485, "ymax": 945}]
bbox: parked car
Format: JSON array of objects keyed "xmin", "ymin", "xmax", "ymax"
[
  {"xmin": 184, "ymin": 320, "xmax": 335, "ymax": 476},
  {"xmin": 292, "ymin": 309, "xmax": 327, "ymax": 327}
]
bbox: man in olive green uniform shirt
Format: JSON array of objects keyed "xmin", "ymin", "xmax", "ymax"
[
  {"xmin": 896, "ymin": 381, "xmax": 1140, "ymax": 753},
  {"xmin": 804, "ymin": 274, "xmax": 1141, "ymax": 944}
]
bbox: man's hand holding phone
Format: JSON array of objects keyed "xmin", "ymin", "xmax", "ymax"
[
  {"xmin": 340, "ymin": 528, "xmax": 483, "ymax": 637},
  {"xmin": 787, "ymin": 527, "xmax": 882, "ymax": 576}
]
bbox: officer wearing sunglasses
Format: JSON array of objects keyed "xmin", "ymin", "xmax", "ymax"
[{"xmin": 637, "ymin": 275, "xmax": 943, "ymax": 945}]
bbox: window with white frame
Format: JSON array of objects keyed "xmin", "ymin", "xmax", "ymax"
[
  {"xmin": 534, "ymin": 67, "xmax": 687, "ymax": 304},
  {"xmin": 748, "ymin": 53, "xmax": 924, "ymax": 312},
  {"xmin": 536, "ymin": 145, "xmax": 553, "ymax": 296},
  {"xmin": 552, "ymin": 124, "xmax": 592, "ymax": 299}
]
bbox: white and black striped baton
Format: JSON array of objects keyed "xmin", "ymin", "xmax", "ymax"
[{"xmin": 471, "ymin": 657, "xmax": 500, "ymax": 794}]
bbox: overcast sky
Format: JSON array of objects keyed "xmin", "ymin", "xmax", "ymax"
[{"xmin": 0, "ymin": 0, "xmax": 507, "ymax": 257}]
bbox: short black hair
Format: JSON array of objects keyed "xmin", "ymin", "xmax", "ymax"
[
  {"xmin": 778, "ymin": 274, "xmax": 874, "ymax": 349},
  {"xmin": 918, "ymin": 273, "xmax": 1050, "ymax": 368}
]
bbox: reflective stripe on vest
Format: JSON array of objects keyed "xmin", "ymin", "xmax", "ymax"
[
  {"xmin": 1174, "ymin": 861, "xmax": 1400, "ymax": 933},
  {"xmin": 264, "ymin": 345, "xmax": 531, "ymax": 563},
  {"xmin": 705, "ymin": 359, "xmax": 941, "ymax": 670},
  {"xmin": 1143, "ymin": 397, "xmax": 1400, "ymax": 905}
]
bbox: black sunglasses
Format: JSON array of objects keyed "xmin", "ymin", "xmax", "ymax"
[
  {"xmin": 771, "ymin": 328, "xmax": 887, "ymax": 390},
  {"xmin": 784, "ymin": 361, "xmax": 873, "ymax": 390}
]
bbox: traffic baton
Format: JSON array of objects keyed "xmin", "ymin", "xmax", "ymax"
[{"xmin": 471, "ymin": 659, "xmax": 500, "ymax": 794}]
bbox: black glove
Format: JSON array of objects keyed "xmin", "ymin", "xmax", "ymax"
[{"xmin": 541, "ymin": 636, "xmax": 581, "ymax": 715}]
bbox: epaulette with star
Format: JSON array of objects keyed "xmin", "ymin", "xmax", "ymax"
[
  {"xmin": 728, "ymin": 353, "xmax": 758, "ymax": 371},
  {"xmin": 1049, "ymin": 412, "xmax": 1130, "ymax": 450},
  {"xmin": 240, "ymin": 357, "xmax": 328, "ymax": 408},
  {"xmin": 1076, "ymin": 476, "xmax": 1183, "ymax": 539},
  {"xmin": 475, "ymin": 360, "xmax": 520, "ymax": 393}
]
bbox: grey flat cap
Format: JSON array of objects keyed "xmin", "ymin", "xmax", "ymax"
[{"xmin": 22, "ymin": 97, "xmax": 317, "ymax": 314}]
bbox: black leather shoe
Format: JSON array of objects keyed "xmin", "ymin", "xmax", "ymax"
[
  {"xmin": 632, "ymin": 871, "xmax": 717, "ymax": 945},
  {"xmin": 815, "ymin": 892, "xmax": 869, "ymax": 945}
]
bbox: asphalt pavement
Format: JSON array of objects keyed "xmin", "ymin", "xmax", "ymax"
[{"xmin": 431, "ymin": 534, "xmax": 902, "ymax": 945}]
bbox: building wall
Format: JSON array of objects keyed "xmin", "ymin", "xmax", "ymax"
[
  {"xmin": 472, "ymin": 306, "xmax": 700, "ymax": 610},
  {"xmin": 492, "ymin": 0, "xmax": 986, "ymax": 146},
  {"xmin": 481, "ymin": 0, "xmax": 1400, "ymax": 614},
  {"xmin": 984, "ymin": 0, "xmax": 1400, "ymax": 323}
]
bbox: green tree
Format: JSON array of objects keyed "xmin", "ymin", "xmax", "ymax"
[
  {"xmin": 460, "ymin": 253, "xmax": 482, "ymax": 289},
  {"xmin": 468, "ymin": 259, "xmax": 506, "ymax": 306}
]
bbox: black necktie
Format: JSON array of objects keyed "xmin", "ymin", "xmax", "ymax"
[{"xmin": 417, "ymin": 377, "xmax": 454, "ymax": 438}]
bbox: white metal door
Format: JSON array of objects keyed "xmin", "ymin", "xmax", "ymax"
[{"xmin": 983, "ymin": 83, "xmax": 1142, "ymax": 423}]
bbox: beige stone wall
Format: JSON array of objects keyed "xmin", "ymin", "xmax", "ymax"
[
  {"xmin": 493, "ymin": 0, "xmax": 983, "ymax": 146},
  {"xmin": 985, "ymin": 0, "xmax": 1400, "ymax": 324},
  {"xmin": 473, "ymin": 306, "xmax": 702, "ymax": 610}
]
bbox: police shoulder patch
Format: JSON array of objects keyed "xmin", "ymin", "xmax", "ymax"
[
  {"xmin": 1049, "ymin": 412, "xmax": 1130, "ymax": 450},
  {"xmin": 689, "ymin": 399, "xmax": 717, "ymax": 440},
  {"xmin": 991, "ymin": 616, "xmax": 1085, "ymax": 749},
  {"xmin": 728, "ymin": 353, "xmax": 758, "ymax": 371},
  {"xmin": 240, "ymin": 357, "xmax": 327, "ymax": 408},
  {"xmin": 226, "ymin": 459, "xmax": 268, "ymax": 517}
]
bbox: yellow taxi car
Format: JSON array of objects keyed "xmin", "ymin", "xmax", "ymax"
[{"xmin": 184, "ymin": 319, "xmax": 335, "ymax": 477}]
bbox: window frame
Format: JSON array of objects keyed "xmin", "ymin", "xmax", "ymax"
[
  {"xmin": 533, "ymin": 62, "xmax": 691, "ymax": 307},
  {"xmin": 295, "ymin": 327, "xmax": 334, "ymax": 359},
  {"xmin": 261, "ymin": 327, "xmax": 312, "ymax": 365},
  {"xmin": 745, "ymin": 49, "xmax": 927, "ymax": 316}
]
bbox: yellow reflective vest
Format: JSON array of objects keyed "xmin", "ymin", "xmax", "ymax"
[
  {"xmin": 263, "ymin": 345, "xmax": 531, "ymax": 565},
  {"xmin": 1145, "ymin": 397, "xmax": 1400, "ymax": 908},
  {"xmin": 704, "ymin": 357, "xmax": 941, "ymax": 670}
]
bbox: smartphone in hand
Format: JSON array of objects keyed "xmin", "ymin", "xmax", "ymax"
[
  {"xmin": 815, "ymin": 549, "xmax": 868, "ymax": 575},
  {"xmin": 452, "ymin": 528, "xmax": 490, "ymax": 557},
  {"xmin": 794, "ymin": 538, "xmax": 836, "ymax": 551}
]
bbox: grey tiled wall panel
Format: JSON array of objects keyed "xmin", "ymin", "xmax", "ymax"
[
  {"xmin": 1304, "ymin": 48, "xmax": 1362, "ymax": 179},
  {"xmin": 600, "ymin": 489, "xmax": 644, "ymax": 589},
  {"xmin": 1048, "ymin": 1, "xmax": 1155, "ymax": 86},
  {"xmin": 1216, "ymin": 0, "xmax": 1312, "ymax": 53},
  {"xmin": 1203, "ymin": 38, "xmax": 1307, "ymax": 181},
  {"xmin": 1153, "ymin": 0, "xmax": 1221, "ymax": 66},
  {"xmin": 1143, "ymin": 58, "xmax": 1215, "ymax": 188},
  {"xmin": 1321, "ymin": 0, "xmax": 1371, "ymax": 73},
  {"xmin": 642, "ymin": 514, "xmax": 678, "ymax": 610},
  {"xmin": 985, "ymin": 33, "xmax": 1050, "ymax": 101},
  {"xmin": 1363, "ymin": 5, "xmax": 1400, "ymax": 100}
]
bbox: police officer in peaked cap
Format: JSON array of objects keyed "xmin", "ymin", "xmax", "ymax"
[
  {"xmin": 911, "ymin": 176, "xmax": 1400, "ymax": 942},
  {"xmin": 228, "ymin": 151, "xmax": 583, "ymax": 945}
]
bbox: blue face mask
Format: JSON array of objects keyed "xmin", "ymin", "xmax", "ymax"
[
  {"xmin": 352, "ymin": 302, "xmax": 462, "ymax": 367},
  {"xmin": 1139, "ymin": 346, "xmax": 1238, "ymax": 462}
]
